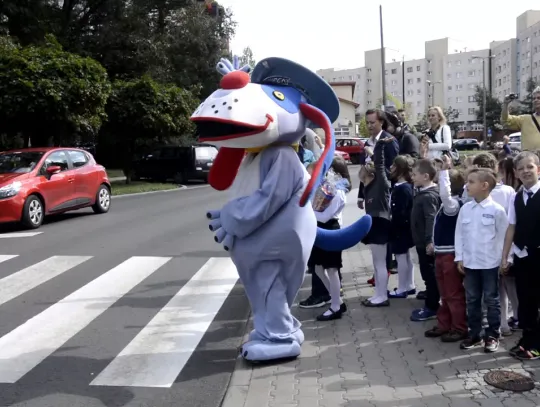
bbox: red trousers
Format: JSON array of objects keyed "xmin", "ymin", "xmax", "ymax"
[{"xmin": 435, "ymin": 253, "xmax": 467, "ymax": 333}]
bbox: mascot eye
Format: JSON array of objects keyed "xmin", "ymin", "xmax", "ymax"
[{"xmin": 272, "ymin": 91, "xmax": 285, "ymax": 101}]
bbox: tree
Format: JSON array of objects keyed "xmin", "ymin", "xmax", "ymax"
[
  {"xmin": 519, "ymin": 77, "xmax": 539, "ymax": 114},
  {"xmin": 103, "ymin": 76, "xmax": 199, "ymax": 182},
  {"xmin": 416, "ymin": 107, "xmax": 460, "ymax": 134},
  {"xmin": 358, "ymin": 117, "xmax": 369, "ymax": 137},
  {"xmin": 0, "ymin": 34, "xmax": 111, "ymax": 147},
  {"xmin": 474, "ymin": 85, "xmax": 503, "ymax": 131},
  {"xmin": 239, "ymin": 46, "xmax": 256, "ymax": 68}
]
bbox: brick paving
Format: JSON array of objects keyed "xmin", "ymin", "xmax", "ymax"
[{"xmin": 221, "ymin": 244, "xmax": 540, "ymax": 407}]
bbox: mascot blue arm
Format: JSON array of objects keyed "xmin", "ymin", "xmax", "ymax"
[{"xmin": 190, "ymin": 56, "xmax": 371, "ymax": 364}]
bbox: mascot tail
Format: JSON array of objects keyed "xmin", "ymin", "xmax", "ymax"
[
  {"xmin": 297, "ymin": 102, "xmax": 372, "ymax": 252},
  {"xmin": 315, "ymin": 216, "xmax": 372, "ymax": 251}
]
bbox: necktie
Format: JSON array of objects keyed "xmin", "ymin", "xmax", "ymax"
[{"xmin": 526, "ymin": 191, "xmax": 534, "ymax": 205}]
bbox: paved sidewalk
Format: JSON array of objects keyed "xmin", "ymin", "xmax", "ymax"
[{"xmin": 221, "ymin": 244, "xmax": 540, "ymax": 407}]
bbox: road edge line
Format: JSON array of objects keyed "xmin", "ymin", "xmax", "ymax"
[{"xmin": 111, "ymin": 184, "xmax": 210, "ymax": 199}]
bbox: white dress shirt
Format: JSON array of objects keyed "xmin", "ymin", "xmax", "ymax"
[
  {"xmin": 455, "ymin": 196, "xmax": 509, "ymax": 269},
  {"xmin": 314, "ymin": 189, "xmax": 346, "ymax": 226},
  {"xmin": 507, "ymin": 181, "xmax": 540, "ymax": 258}
]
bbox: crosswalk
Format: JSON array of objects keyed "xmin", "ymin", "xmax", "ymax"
[
  {"xmin": 0, "ymin": 253, "xmax": 239, "ymax": 388},
  {"xmin": 0, "ymin": 231, "xmax": 43, "ymax": 239}
]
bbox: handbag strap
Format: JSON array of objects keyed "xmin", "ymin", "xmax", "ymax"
[{"xmin": 532, "ymin": 114, "xmax": 540, "ymax": 134}]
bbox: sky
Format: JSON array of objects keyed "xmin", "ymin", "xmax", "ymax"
[{"xmin": 219, "ymin": 0, "xmax": 540, "ymax": 71}]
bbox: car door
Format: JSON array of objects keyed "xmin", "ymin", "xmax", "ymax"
[
  {"xmin": 67, "ymin": 149, "xmax": 94, "ymax": 203},
  {"xmin": 37, "ymin": 150, "xmax": 76, "ymax": 212}
]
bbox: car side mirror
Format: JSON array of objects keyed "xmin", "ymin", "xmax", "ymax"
[{"xmin": 46, "ymin": 165, "xmax": 61, "ymax": 176}]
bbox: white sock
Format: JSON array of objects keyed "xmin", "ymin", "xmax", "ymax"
[
  {"xmin": 371, "ymin": 244, "xmax": 389, "ymax": 303},
  {"xmin": 396, "ymin": 252, "xmax": 414, "ymax": 293}
]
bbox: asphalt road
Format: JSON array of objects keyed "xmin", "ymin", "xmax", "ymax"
[{"xmin": 0, "ymin": 183, "xmax": 251, "ymax": 407}]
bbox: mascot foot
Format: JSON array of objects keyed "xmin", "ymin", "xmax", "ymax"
[
  {"xmin": 240, "ymin": 340, "xmax": 301, "ymax": 362},
  {"xmin": 249, "ymin": 329, "xmax": 305, "ymax": 345}
]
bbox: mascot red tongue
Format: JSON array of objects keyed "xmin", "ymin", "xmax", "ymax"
[{"xmin": 190, "ymin": 56, "xmax": 372, "ymax": 362}]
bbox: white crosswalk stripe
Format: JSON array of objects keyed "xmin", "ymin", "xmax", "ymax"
[
  {"xmin": 0, "ymin": 253, "xmax": 239, "ymax": 387},
  {"xmin": 0, "ymin": 232, "xmax": 43, "ymax": 239}
]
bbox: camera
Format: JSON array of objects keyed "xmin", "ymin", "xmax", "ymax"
[{"xmin": 508, "ymin": 93, "xmax": 518, "ymax": 100}]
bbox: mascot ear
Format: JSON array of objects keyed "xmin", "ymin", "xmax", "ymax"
[
  {"xmin": 298, "ymin": 103, "xmax": 335, "ymax": 207},
  {"xmin": 208, "ymin": 147, "xmax": 246, "ymax": 191}
]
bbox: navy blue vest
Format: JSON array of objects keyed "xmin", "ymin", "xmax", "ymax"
[{"xmin": 433, "ymin": 200, "xmax": 463, "ymax": 253}]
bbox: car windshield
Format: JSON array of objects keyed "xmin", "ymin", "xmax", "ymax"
[
  {"xmin": 195, "ymin": 146, "xmax": 218, "ymax": 160},
  {"xmin": 0, "ymin": 152, "xmax": 44, "ymax": 174}
]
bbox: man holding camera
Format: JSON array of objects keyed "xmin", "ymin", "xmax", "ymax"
[{"xmin": 501, "ymin": 87, "xmax": 540, "ymax": 150}]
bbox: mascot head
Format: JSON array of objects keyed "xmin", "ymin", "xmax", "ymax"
[{"xmin": 190, "ymin": 56, "xmax": 340, "ymax": 207}]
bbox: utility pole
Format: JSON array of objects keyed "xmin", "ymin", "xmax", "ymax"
[
  {"xmin": 472, "ymin": 55, "xmax": 495, "ymax": 146},
  {"xmin": 379, "ymin": 5, "xmax": 386, "ymax": 107},
  {"xmin": 402, "ymin": 55, "xmax": 405, "ymax": 106}
]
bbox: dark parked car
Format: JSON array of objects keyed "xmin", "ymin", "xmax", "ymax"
[
  {"xmin": 132, "ymin": 144, "xmax": 217, "ymax": 183},
  {"xmin": 453, "ymin": 138, "xmax": 481, "ymax": 151}
]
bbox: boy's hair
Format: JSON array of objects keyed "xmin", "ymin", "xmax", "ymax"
[
  {"xmin": 514, "ymin": 151, "xmax": 540, "ymax": 167},
  {"xmin": 468, "ymin": 168, "xmax": 497, "ymax": 191},
  {"xmin": 463, "ymin": 155, "xmax": 476, "ymax": 168},
  {"xmin": 472, "ymin": 152, "xmax": 497, "ymax": 170},
  {"xmin": 449, "ymin": 169, "xmax": 466, "ymax": 196},
  {"xmin": 413, "ymin": 158, "xmax": 437, "ymax": 180},
  {"xmin": 392, "ymin": 154, "xmax": 414, "ymax": 182}
]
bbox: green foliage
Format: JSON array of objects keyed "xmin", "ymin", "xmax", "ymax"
[
  {"xmin": 519, "ymin": 77, "xmax": 539, "ymax": 114},
  {"xmin": 474, "ymin": 85, "xmax": 503, "ymax": 131},
  {"xmin": 104, "ymin": 76, "xmax": 199, "ymax": 180},
  {"xmin": 358, "ymin": 116, "xmax": 369, "ymax": 137},
  {"xmin": 416, "ymin": 107, "xmax": 460, "ymax": 134},
  {"xmin": 376, "ymin": 93, "xmax": 403, "ymax": 110},
  {"xmin": 239, "ymin": 46, "xmax": 256, "ymax": 68},
  {"xmin": 0, "ymin": 34, "xmax": 111, "ymax": 147}
]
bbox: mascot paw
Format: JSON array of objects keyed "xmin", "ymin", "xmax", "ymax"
[
  {"xmin": 249, "ymin": 329, "xmax": 304, "ymax": 345},
  {"xmin": 222, "ymin": 233, "xmax": 234, "ymax": 251},
  {"xmin": 209, "ymin": 218, "xmax": 222, "ymax": 232},
  {"xmin": 240, "ymin": 340, "xmax": 301, "ymax": 362},
  {"xmin": 206, "ymin": 210, "xmax": 221, "ymax": 220}
]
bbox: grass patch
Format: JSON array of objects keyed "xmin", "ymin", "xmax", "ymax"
[
  {"xmin": 106, "ymin": 169, "xmax": 125, "ymax": 178},
  {"xmin": 110, "ymin": 181, "xmax": 179, "ymax": 196}
]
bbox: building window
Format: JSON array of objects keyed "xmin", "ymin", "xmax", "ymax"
[
  {"xmin": 407, "ymin": 90, "xmax": 414, "ymax": 96},
  {"xmin": 417, "ymin": 89, "xmax": 421, "ymax": 95},
  {"xmin": 456, "ymin": 97, "xmax": 462, "ymax": 103},
  {"xmin": 468, "ymin": 70, "xmax": 475, "ymax": 77},
  {"xmin": 427, "ymin": 71, "xmax": 432, "ymax": 75},
  {"xmin": 456, "ymin": 60, "xmax": 461, "ymax": 66},
  {"xmin": 407, "ymin": 67, "xmax": 413, "ymax": 73},
  {"xmin": 456, "ymin": 72, "xmax": 462, "ymax": 78},
  {"xmin": 356, "ymin": 74, "xmax": 361, "ymax": 79},
  {"xmin": 448, "ymin": 85, "xmax": 452, "ymax": 90},
  {"xmin": 468, "ymin": 83, "xmax": 475, "ymax": 90},
  {"xmin": 468, "ymin": 96, "xmax": 475, "ymax": 102},
  {"xmin": 468, "ymin": 108, "xmax": 476, "ymax": 115},
  {"xmin": 391, "ymin": 91, "xmax": 398, "ymax": 96},
  {"xmin": 416, "ymin": 101, "xmax": 421, "ymax": 106},
  {"xmin": 367, "ymin": 90, "xmax": 372, "ymax": 94},
  {"xmin": 417, "ymin": 78, "xmax": 421, "ymax": 83},
  {"xmin": 416, "ymin": 66, "xmax": 421, "ymax": 71},
  {"xmin": 447, "ymin": 74, "xmax": 452, "ymax": 79},
  {"xmin": 417, "ymin": 113, "xmax": 422, "ymax": 119},
  {"xmin": 391, "ymin": 69, "xmax": 397, "ymax": 74},
  {"xmin": 391, "ymin": 80, "xmax": 397, "ymax": 85},
  {"xmin": 447, "ymin": 62, "xmax": 452, "ymax": 67},
  {"xmin": 448, "ymin": 97, "xmax": 452, "ymax": 104},
  {"xmin": 334, "ymin": 127, "xmax": 350, "ymax": 137},
  {"xmin": 407, "ymin": 79, "xmax": 413, "ymax": 84},
  {"xmin": 456, "ymin": 84, "xmax": 463, "ymax": 90},
  {"xmin": 367, "ymin": 68, "xmax": 372, "ymax": 72}
]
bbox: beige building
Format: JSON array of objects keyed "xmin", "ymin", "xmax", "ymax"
[{"xmin": 328, "ymin": 82, "xmax": 359, "ymax": 137}]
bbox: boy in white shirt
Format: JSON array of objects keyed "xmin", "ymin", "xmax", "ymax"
[{"xmin": 455, "ymin": 168, "xmax": 508, "ymax": 353}]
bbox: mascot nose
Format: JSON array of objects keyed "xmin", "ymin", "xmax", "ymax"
[{"xmin": 220, "ymin": 71, "xmax": 250, "ymax": 90}]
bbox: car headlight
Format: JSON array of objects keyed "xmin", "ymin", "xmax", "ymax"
[{"xmin": 0, "ymin": 181, "xmax": 22, "ymax": 199}]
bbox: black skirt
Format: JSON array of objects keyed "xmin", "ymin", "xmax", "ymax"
[
  {"xmin": 361, "ymin": 216, "xmax": 391, "ymax": 245},
  {"xmin": 308, "ymin": 218, "xmax": 342, "ymax": 270}
]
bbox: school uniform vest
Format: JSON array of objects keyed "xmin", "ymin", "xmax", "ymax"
[
  {"xmin": 433, "ymin": 200, "xmax": 463, "ymax": 253},
  {"xmin": 514, "ymin": 191, "xmax": 540, "ymax": 251}
]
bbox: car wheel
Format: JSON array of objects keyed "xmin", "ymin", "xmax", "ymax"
[
  {"xmin": 350, "ymin": 154, "xmax": 360, "ymax": 165},
  {"xmin": 21, "ymin": 195, "xmax": 44, "ymax": 229},
  {"xmin": 173, "ymin": 171, "xmax": 186, "ymax": 184},
  {"xmin": 92, "ymin": 184, "xmax": 111, "ymax": 214}
]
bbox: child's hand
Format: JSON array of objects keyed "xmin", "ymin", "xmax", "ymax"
[
  {"xmin": 426, "ymin": 243, "xmax": 434, "ymax": 255},
  {"xmin": 456, "ymin": 261, "xmax": 464, "ymax": 275},
  {"xmin": 500, "ymin": 259, "xmax": 511, "ymax": 275},
  {"xmin": 441, "ymin": 154, "xmax": 452, "ymax": 170}
]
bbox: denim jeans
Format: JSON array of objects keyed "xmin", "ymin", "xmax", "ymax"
[{"xmin": 464, "ymin": 267, "xmax": 501, "ymax": 339}]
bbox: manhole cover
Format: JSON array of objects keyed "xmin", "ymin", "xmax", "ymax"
[{"xmin": 484, "ymin": 370, "xmax": 535, "ymax": 392}]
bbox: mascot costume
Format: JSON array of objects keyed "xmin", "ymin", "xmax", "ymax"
[{"xmin": 191, "ymin": 56, "xmax": 372, "ymax": 362}]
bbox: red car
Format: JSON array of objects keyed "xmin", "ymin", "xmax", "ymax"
[
  {"xmin": 0, "ymin": 147, "xmax": 111, "ymax": 229},
  {"xmin": 335, "ymin": 137, "xmax": 365, "ymax": 164}
]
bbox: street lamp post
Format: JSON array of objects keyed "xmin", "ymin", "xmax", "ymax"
[{"xmin": 472, "ymin": 55, "xmax": 495, "ymax": 146}]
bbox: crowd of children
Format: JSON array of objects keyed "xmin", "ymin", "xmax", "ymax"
[{"xmin": 298, "ymin": 107, "xmax": 540, "ymax": 359}]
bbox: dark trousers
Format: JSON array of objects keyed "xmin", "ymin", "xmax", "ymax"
[
  {"xmin": 435, "ymin": 253, "xmax": 467, "ymax": 333},
  {"xmin": 464, "ymin": 267, "xmax": 500, "ymax": 339},
  {"xmin": 309, "ymin": 265, "xmax": 343, "ymax": 298},
  {"xmin": 416, "ymin": 247, "xmax": 439, "ymax": 311},
  {"xmin": 515, "ymin": 249, "xmax": 540, "ymax": 349}
]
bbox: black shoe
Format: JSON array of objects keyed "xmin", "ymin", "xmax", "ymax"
[
  {"xmin": 299, "ymin": 295, "xmax": 329, "ymax": 309},
  {"xmin": 316, "ymin": 307, "xmax": 343, "ymax": 321},
  {"xmin": 340, "ymin": 302, "xmax": 347, "ymax": 313},
  {"xmin": 362, "ymin": 298, "xmax": 390, "ymax": 307},
  {"xmin": 484, "ymin": 336, "xmax": 499, "ymax": 353},
  {"xmin": 416, "ymin": 290, "xmax": 427, "ymax": 300}
]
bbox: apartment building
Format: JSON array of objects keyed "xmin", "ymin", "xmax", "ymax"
[
  {"xmin": 491, "ymin": 39, "xmax": 518, "ymax": 101},
  {"xmin": 516, "ymin": 11, "xmax": 540, "ymax": 96}
]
